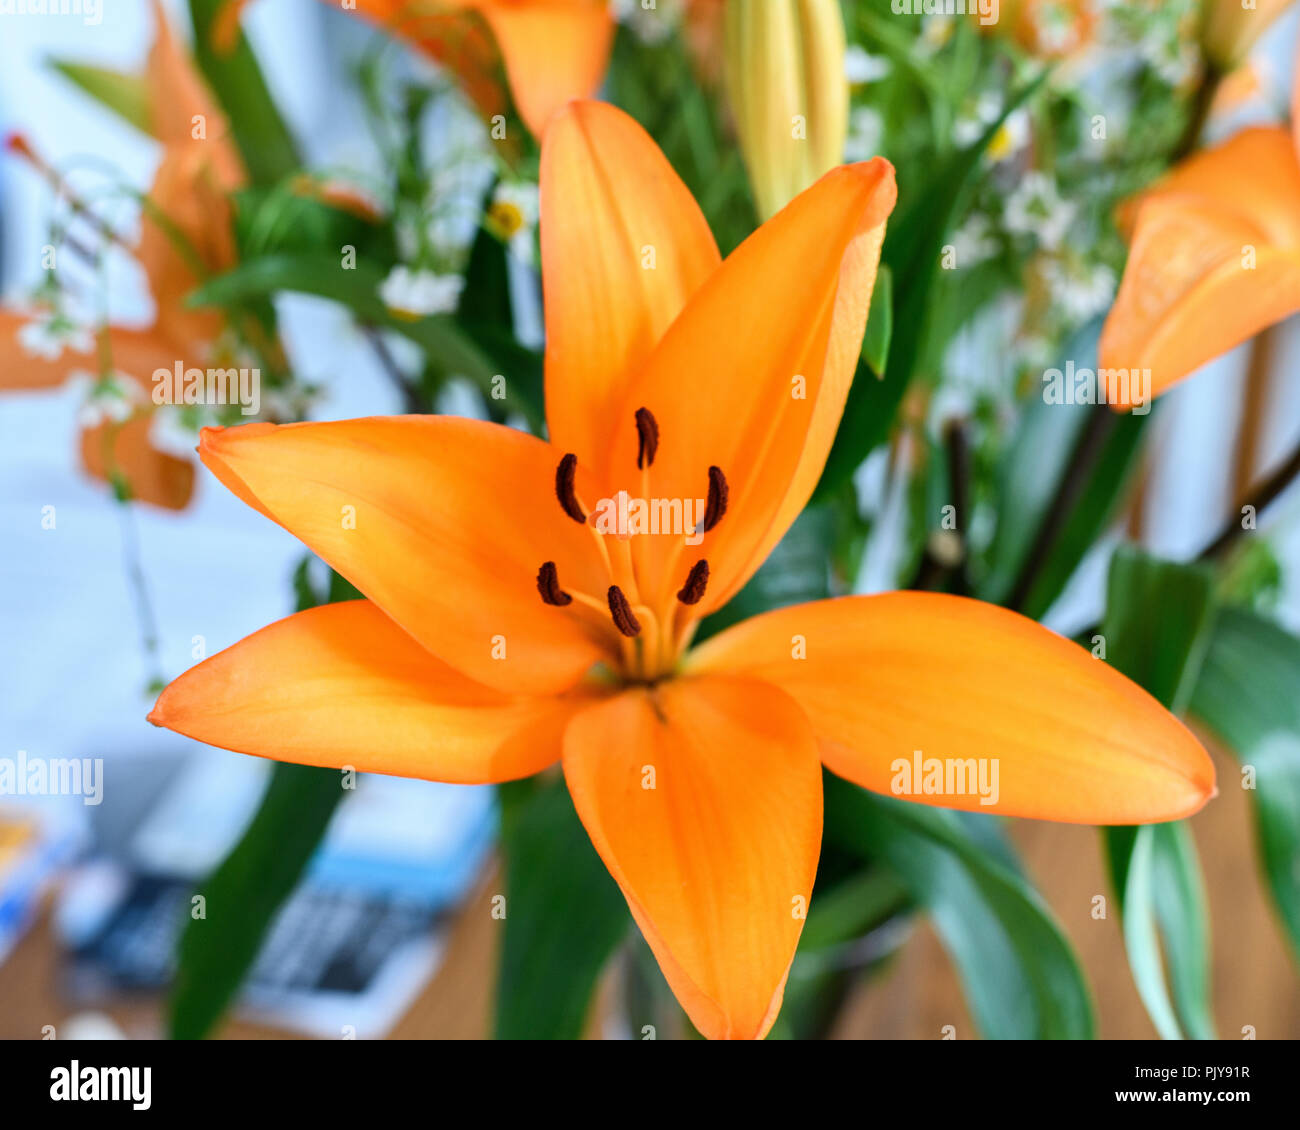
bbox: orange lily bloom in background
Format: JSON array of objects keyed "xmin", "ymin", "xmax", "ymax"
[
  {"xmin": 1098, "ymin": 124, "xmax": 1300, "ymax": 407},
  {"xmin": 0, "ymin": 0, "xmax": 245, "ymax": 509},
  {"xmin": 988, "ymin": 0, "xmax": 1099, "ymax": 60},
  {"xmin": 219, "ymin": 0, "xmax": 614, "ymax": 138},
  {"xmin": 149, "ymin": 100, "xmax": 1214, "ymax": 1039}
]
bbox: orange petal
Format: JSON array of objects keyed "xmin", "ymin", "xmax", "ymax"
[
  {"xmin": 1117, "ymin": 128, "xmax": 1300, "ymax": 247},
  {"xmin": 145, "ymin": 0, "xmax": 244, "ymax": 184},
  {"xmin": 150, "ymin": 599, "xmax": 591, "ymax": 782},
  {"xmin": 212, "ymin": 0, "xmax": 253, "ymax": 55},
  {"xmin": 687, "ymin": 593, "xmax": 1215, "ymax": 825},
  {"xmin": 473, "ymin": 0, "xmax": 614, "ymax": 136},
  {"xmin": 561, "ymin": 676, "xmax": 816, "ymax": 1035},
  {"xmin": 198, "ymin": 416, "xmax": 615, "ymax": 696},
  {"xmin": 138, "ymin": 146, "xmax": 242, "ymax": 355},
  {"xmin": 81, "ymin": 411, "xmax": 195, "ymax": 510},
  {"xmin": 1099, "ymin": 193, "xmax": 1300, "ymax": 403},
  {"xmin": 345, "ymin": 0, "xmax": 509, "ymax": 123},
  {"xmin": 607, "ymin": 159, "xmax": 896, "ymax": 611},
  {"xmin": 563, "ymin": 674, "xmax": 821, "ymax": 1040},
  {"xmin": 0, "ymin": 310, "xmax": 84, "ymax": 390},
  {"xmin": 540, "ymin": 100, "xmax": 720, "ymax": 484},
  {"xmin": 0, "ymin": 317, "xmax": 185, "ymax": 392}
]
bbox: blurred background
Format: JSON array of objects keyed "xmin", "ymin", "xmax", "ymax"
[{"xmin": 2, "ymin": 0, "xmax": 1300, "ymax": 1038}]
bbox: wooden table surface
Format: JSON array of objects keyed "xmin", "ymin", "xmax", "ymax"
[{"xmin": 2, "ymin": 743, "xmax": 1296, "ymax": 1040}]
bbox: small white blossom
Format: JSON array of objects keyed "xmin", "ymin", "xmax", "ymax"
[
  {"xmin": 1140, "ymin": 27, "xmax": 1198, "ymax": 88},
  {"xmin": 379, "ymin": 266, "xmax": 465, "ymax": 319},
  {"xmin": 1043, "ymin": 257, "xmax": 1117, "ymax": 323},
  {"xmin": 845, "ymin": 46, "xmax": 891, "ymax": 86},
  {"xmin": 489, "ymin": 180, "xmax": 541, "ymax": 264},
  {"xmin": 951, "ymin": 212, "xmax": 1000, "ymax": 269},
  {"xmin": 1003, "ymin": 172, "xmax": 1077, "ymax": 250},
  {"xmin": 72, "ymin": 370, "xmax": 142, "ymax": 428},
  {"xmin": 17, "ymin": 310, "xmax": 92, "ymax": 361},
  {"xmin": 955, "ymin": 96, "xmax": 1030, "ymax": 164}
]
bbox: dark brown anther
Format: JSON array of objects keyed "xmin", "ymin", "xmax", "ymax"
[
  {"xmin": 677, "ymin": 560, "xmax": 710, "ymax": 606},
  {"xmin": 537, "ymin": 561, "xmax": 572, "ymax": 606},
  {"xmin": 635, "ymin": 407, "xmax": 660, "ymax": 470},
  {"xmin": 607, "ymin": 585, "xmax": 642, "ymax": 637},
  {"xmin": 702, "ymin": 465, "xmax": 728, "ymax": 532},
  {"xmin": 555, "ymin": 453, "xmax": 585, "ymax": 524}
]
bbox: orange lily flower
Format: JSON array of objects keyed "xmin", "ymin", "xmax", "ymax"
[
  {"xmin": 0, "ymin": 314, "xmax": 196, "ymax": 509},
  {"xmin": 149, "ymin": 100, "xmax": 1214, "ymax": 1039},
  {"xmin": 218, "ymin": 0, "xmax": 614, "ymax": 138},
  {"xmin": 1098, "ymin": 124, "xmax": 1300, "ymax": 406},
  {"xmin": 1, "ymin": 0, "xmax": 244, "ymax": 509},
  {"xmin": 991, "ymin": 0, "xmax": 1098, "ymax": 60}
]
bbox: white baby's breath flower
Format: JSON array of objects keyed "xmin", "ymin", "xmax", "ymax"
[
  {"xmin": 73, "ymin": 370, "xmax": 142, "ymax": 428},
  {"xmin": 17, "ymin": 309, "xmax": 92, "ymax": 361},
  {"xmin": 1003, "ymin": 171, "xmax": 1077, "ymax": 250},
  {"xmin": 951, "ymin": 212, "xmax": 1000, "ymax": 269},
  {"xmin": 954, "ymin": 95, "xmax": 1030, "ymax": 164},
  {"xmin": 488, "ymin": 180, "xmax": 541, "ymax": 264},
  {"xmin": 1140, "ymin": 26, "xmax": 1198, "ymax": 88},
  {"xmin": 379, "ymin": 266, "xmax": 465, "ymax": 319},
  {"xmin": 845, "ymin": 45, "xmax": 891, "ymax": 86},
  {"xmin": 1043, "ymin": 257, "xmax": 1117, "ymax": 323},
  {"xmin": 986, "ymin": 108, "xmax": 1031, "ymax": 163}
]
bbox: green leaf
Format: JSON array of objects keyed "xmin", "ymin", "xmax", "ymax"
[
  {"xmin": 169, "ymin": 763, "xmax": 343, "ymax": 1039},
  {"xmin": 189, "ymin": 252, "xmax": 545, "ymax": 428},
  {"xmin": 862, "ymin": 264, "xmax": 893, "ymax": 377},
  {"xmin": 495, "ymin": 777, "xmax": 630, "ymax": 1039},
  {"xmin": 168, "ymin": 563, "xmax": 357, "ymax": 1039},
  {"xmin": 814, "ymin": 70, "xmax": 1050, "ymax": 502},
  {"xmin": 49, "ymin": 60, "xmax": 151, "ymax": 135},
  {"xmin": 978, "ymin": 322, "xmax": 1154, "ymax": 616},
  {"xmin": 187, "ymin": 0, "xmax": 299, "ymax": 187},
  {"xmin": 824, "ymin": 776, "xmax": 1095, "ymax": 1039},
  {"xmin": 1104, "ymin": 823, "xmax": 1214, "ymax": 1040},
  {"xmin": 979, "ymin": 321, "xmax": 1103, "ymax": 604},
  {"xmin": 459, "ymin": 195, "xmax": 515, "ymax": 330},
  {"xmin": 1100, "ymin": 547, "xmax": 1217, "ymax": 1039},
  {"xmin": 1190, "ymin": 607, "xmax": 1300, "ymax": 967},
  {"xmin": 232, "ymin": 186, "xmax": 390, "ymax": 262},
  {"xmin": 776, "ymin": 867, "xmax": 913, "ymax": 1040},
  {"xmin": 1101, "ymin": 546, "xmax": 1216, "ymax": 713}
]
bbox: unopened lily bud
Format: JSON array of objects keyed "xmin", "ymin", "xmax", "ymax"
[
  {"xmin": 1200, "ymin": 0, "xmax": 1294, "ymax": 73},
  {"xmin": 724, "ymin": 0, "xmax": 849, "ymax": 220}
]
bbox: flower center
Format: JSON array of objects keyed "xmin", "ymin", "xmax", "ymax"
[
  {"xmin": 535, "ymin": 407, "xmax": 728, "ymax": 684},
  {"xmin": 487, "ymin": 200, "xmax": 526, "ymax": 239}
]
